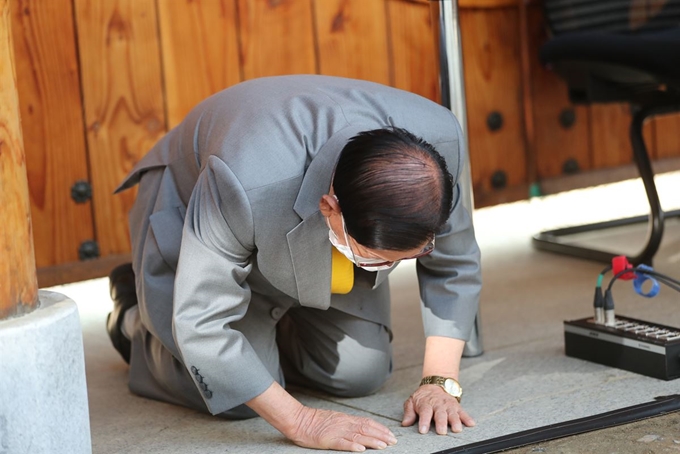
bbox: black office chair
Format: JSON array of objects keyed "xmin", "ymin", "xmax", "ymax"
[{"xmin": 533, "ymin": 0, "xmax": 680, "ymax": 266}]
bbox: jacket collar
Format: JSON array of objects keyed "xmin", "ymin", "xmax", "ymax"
[
  {"xmin": 287, "ymin": 125, "xmax": 368, "ymax": 309},
  {"xmin": 292, "ymin": 125, "xmax": 366, "ymax": 219}
]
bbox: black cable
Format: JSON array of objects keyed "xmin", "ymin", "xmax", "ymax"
[
  {"xmin": 596, "ymin": 266, "xmax": 680, "ymax": 326},
  {"xmin": 607, "ymin": 267, "xmax": 680, "ymax": 293},
  {"xmin": 606, "ymin": 268, "xmax": 636, "ymax": 292},
  {"xmin": 640, "ymin": 273, "xmax": 680, "ymax": 293},
  {"xmin": 638, "ymin": 269, "xmax": 680, "ymax": 288}
]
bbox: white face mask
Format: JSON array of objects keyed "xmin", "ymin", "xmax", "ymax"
[{"xmin": 326, "ymin": 215, "xmax": 396, "ymax": 272}]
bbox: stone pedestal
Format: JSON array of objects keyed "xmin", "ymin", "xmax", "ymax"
[{"xmin": 0, "ymin": 290, "xmax": 91, "ymax": 454}]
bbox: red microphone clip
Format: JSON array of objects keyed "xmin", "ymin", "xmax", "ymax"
[{"xmin": 612, "ymin": 255, "xmax": 635, "ymax": 281}]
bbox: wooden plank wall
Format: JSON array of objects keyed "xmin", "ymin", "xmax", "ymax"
[
  {"xmin": 9, "ymin": 0, "xmax": 680, "ymax": 285},
  {"xmin": 461, "ymin": 7, "xmax": 528, "ymax": 199},
  {"xmin": 315, "ymin": 0, "xmax": 390, "ymax": 85},
  {"xmin": 10, "ymin": 0, "xmax": 94, "ymax": 268},
  {"xmin": 387, "ymin": 0, "xmax": 440, "ymax": 101},
  {"xmin": 157, "ymin": 0, "xmax": 241, "ymax": 128},
  {"xmin": 74, "ymin": 0, "xmax": 167, "ymax": 258}
]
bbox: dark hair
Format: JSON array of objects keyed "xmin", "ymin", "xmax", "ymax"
[{"xmin": 332, "ymin": 127, "xmax": 454, "ymax": 251}]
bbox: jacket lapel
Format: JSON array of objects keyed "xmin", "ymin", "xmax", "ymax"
[
  {"xmin": 287, "ymin": 212, "xmax": 332, "ymax": 309},
  {"xmin": 288, "ymin": 125, "xmax": 370, "ymax": 308}
]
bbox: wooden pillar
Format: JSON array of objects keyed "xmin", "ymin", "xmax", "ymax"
[{"xmin": 0, "ymin": 0, "xmax": 39, "ymax": 320}]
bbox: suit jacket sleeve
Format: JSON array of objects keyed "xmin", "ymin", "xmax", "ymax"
[
  {"xmin": 172, "ymin": 155, "xmax": 274, "ymax": 415},
  {"xmin": 415, "ymin": 119, "xmax": 482, "ymax": 341}
]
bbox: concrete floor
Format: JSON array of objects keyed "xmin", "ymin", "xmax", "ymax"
[{"xmin": 49, "ymin": 171, "xmax": 680, "ymax": 453}]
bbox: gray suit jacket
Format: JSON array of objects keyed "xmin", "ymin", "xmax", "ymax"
[{"xmin": 117, "ymin": 75, "xmax": 481, "ymax": 415}]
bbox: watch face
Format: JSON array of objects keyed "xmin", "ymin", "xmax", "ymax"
[{"xmin": 444, "ymin": 378, "xmax": 462, "ymax": 397}]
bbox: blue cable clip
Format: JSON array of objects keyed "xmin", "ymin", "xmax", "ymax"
[{"xmin": 633, "ymin": 265, "xmax": 660, "ymax": 298}]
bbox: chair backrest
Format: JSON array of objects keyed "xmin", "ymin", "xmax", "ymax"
[{"xmin": 544, "ymin": 0, "xmax": 680, "ymax": 35}]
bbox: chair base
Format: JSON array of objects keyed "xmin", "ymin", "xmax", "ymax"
[
  {"xmin": 533, "ymin": 209, "xmax": 680, "ymax": 265},
  {"xmin": 532, "ymin": 103, "xmax": 680, "ymax": 266}
]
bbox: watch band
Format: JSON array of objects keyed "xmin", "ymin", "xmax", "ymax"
[{"xmin": 420, "ymin": 375, "xmax": 463, "ymax": 402}]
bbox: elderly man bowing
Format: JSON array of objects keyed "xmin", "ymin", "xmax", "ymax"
[{"xmin": 107, "ymin": 75, "xmax": 481, "ymax": 451}]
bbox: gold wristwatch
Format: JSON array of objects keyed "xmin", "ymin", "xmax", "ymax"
[{"xmin": 420, "ymin": 376, "xmax": 463, "ymax": 402}]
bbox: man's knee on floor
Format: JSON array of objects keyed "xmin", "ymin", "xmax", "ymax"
[{"xmin": 330, "ymin": 345, "xmax": 392, "ymax": 398}]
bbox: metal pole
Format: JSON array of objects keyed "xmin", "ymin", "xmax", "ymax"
[
  {"xmin": 436, "ymin": 0, "xmax": 483, "ymax": 357},
  {"xmin": 437, "ymin": 0, "xmax": 473, "ymax": 215},
  {"xmin": 437, "ymin": 1, "xmax": 466, "ymax": 124}
]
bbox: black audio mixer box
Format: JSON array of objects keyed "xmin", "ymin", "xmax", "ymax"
[{"xmin": 564, "ymin": 315, "xmax": 680, "ymax": 380}]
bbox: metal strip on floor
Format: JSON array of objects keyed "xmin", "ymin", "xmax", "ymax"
[{"xmin": 434, "ymin": 394, "xmax": 680, "ymax": 454}]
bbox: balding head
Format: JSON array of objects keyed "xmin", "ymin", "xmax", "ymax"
[{"xmin": 332, "ymin": 127, "xmax": 454, "ymax": 251}]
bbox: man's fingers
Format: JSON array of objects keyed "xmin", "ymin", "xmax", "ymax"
[
  {"xmin": 290, "ymin": 409, "xmax": 398, "ymax": 452},
  {"xmin": 350, "ymin": 433, "xmax": 389, "ymax": 451},
  {"xmin": 356, "ymin": 420, "xmax": 397, "ymax": 445},
  {"xmin": 417, "ymin": 405, "xmax": 433, "ymax": 434},
  {"xmin": 405, "ymin": 387, "xmax": 475, "ymax": 436},
  {"xmin": 434, "ymin": 409, "xmax": 449, "ymax": 435},
  {"xmin": 447, "ymin": 410, "xmax": 463, "ymax": 433},
  {"xmin": 458, "ymin": 408, "xmax": 476, "ymax": 427},
  {"xmin": 333, "ymin": 418, "xmax": 397, "ymax": 452},
  {"xmin": 402, "ymin": 398, "xmax": 416, "ymax": 427},
  {"xmin": 332, "ymin": 438, "xmax": 367, "ymax": 452}
]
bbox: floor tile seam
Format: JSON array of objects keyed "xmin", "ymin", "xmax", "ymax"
[
  {"xmin": 292, "ymin": 388, "xmax": 403, "ymax": 423},
  {"xmin": 474, "ymin": 335, "xmax": 561, "ymax": 356}
]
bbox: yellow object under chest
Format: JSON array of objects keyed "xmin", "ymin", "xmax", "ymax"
[{"xmin": 330, "ymin": 247, "xmax": 354, "ymax": 294}]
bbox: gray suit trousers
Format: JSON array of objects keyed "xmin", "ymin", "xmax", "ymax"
[{"xmin": 126, "ymin": 168, "xmax": 393, "ymax": 418}]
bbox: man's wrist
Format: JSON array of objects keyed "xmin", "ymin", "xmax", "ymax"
[
  {"xmin": 422, "ymin": 336, "xmax": 464, "ymax": 380},
  {"xmin": 246, "ymin": 381, "xmax": 307, "ymax": 438},
  {"xmin": 420, "ymin": 375, "xmax": 463, "ymax": 402},
  {"xmin": 285, "ymin": 404, "xmax": 312, "ymax": 441}
]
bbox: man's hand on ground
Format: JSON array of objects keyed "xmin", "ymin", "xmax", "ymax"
[
  {"xmin": 288, "ymin": 406, "xmax": 398, "ymax": 452},
  {"xmin": 402, "ymin": 385, "xmax": 475, "ymax": 435}
]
